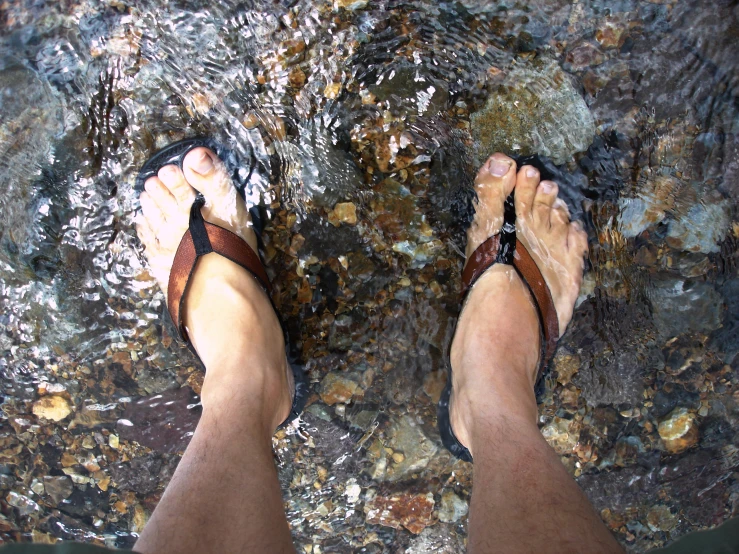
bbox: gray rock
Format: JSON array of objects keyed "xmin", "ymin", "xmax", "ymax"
[
  {"xmin": 404, "ymin": 525, "xmax": 466, "ymax": 554},
  {"xmin": 470, "ymin": 59, "xmax": 595, "ymax": 165},
  {"xmin": 43, "ymin": 476, "xmax": 73, "ymax": 505},
  {"xmin": 650, "ymin": 277, "xmax": 724, "ymax": 339},
  {"xmin": 376, "ymin": 415, "xmax": 438, "ymax": 482},
  {"xmin": 575, "ymin": 349, "xmax": 652, "ymax": 408},
  {"xmin": 666, "ymin": 194, "xmax": 731, "ymax": 254},
  {"xmin": 438, "ymin": 490, "xmax": 468, "ymax": 523}
]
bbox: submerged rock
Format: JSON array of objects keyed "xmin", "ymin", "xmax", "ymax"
[
  {"xmin": 666, "ymin": 192, "xmax": 731, "ymax": 253},
  {"xmin": 650, "ymin": 277, "xmax": 724, "ymax": 339},
  {"xmin": 377, "ymin": 415, "xmax": 439, "ymax": 482},
  {"xmin": 470, "ymin": 60, "xmax": 595, "ymax": 165},
  {"xmin": 32, "ymin": 396, "xmax": 73, "ymax": 422},
  {"xmin": 658, "ymin": 407, "xmax": 699, "ymax": 454},
  {"xmin": 618, "ymin": 175, "xmax": 679, "ymax": 238},
  {"xmin": 438, "ymin": 490, "xmax": 468, "ymax": 523},
  {"xmin": 364, "ymin": 492, "xmax": 435, "ymax": 534}
]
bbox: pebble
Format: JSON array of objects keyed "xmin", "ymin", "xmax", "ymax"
[
  {"xmin": 328, "ymin": 202, "xmax": 358, "ymax": 226},
  {"xmin": 43, "ymin": 476, "xmax": 73, "ymax": 505},
  {"xmin": 32, "ymin": 396, "xmax": 72, "ymax": 422},
  {"xmin": 658, "ymin": 407, "xmax": 699, "ymax": 454},
  {"xmin": 365, "ymin": 492, "xmax": 435, "ymax": 534},
  {"xmin": 319, "ymin": 373, "xmax": 359, "ymax": 405},
  {"xmin": 438, "ymin": 490, "xmax": 468, "ymax": 523}
]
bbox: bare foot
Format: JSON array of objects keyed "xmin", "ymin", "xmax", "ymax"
[
  {"xmin": 136, "ymin": 147, "xmax": 292, "ymax": 431},
  {"xmin": 449, "ymin": 153, "xmax": 588, "ymax": 456}
]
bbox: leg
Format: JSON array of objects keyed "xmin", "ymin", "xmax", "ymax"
[
  {"xmin": 133, "ymin": 149, "xmax": 295, "ymax": 554},
  {"xmin": 449, "ymin": 154, "xmax": 623, "ymax": 553}
]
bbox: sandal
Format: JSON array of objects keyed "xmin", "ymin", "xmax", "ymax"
[
  {"xmin": 437, "ymin": 188, "xmax": 560, "ymax": 462},
  {"xmin": 136, "ymin": 137, "xmax": 308, "ymax": 428}
]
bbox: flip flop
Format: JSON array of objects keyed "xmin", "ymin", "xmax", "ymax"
[
  {"xmin": 136, "ymin": 136, "xmax": 308, "ymax": 428},
  {"xmin": 437, "ymin": 191, "xmax": 560, "ymax": 462}
]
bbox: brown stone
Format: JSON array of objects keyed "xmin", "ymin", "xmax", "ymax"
[
  {"xmin": 324, "ymin": 82, "xmax": 342, "ymax": 99},
  {"xmin": 289, "ymin": 67, "xmax": 306, "ymax": 89},
  {"xmin": 658, "ymin": 407, "xmax": 699, "ymax": 454},
  {"xmin": 554, "ymin": 352, "xmax": 581, "ymax": 386},
  {"xmin": 595, "ymin": 19, "xmax": 628, "ymax": 49},
  {"xmin": 32, "ymin": 396, "xmax": 72, "ymax": 422},
  {"xmin": 365, "ymin": 492, "xmax": 435, "ymax": 534},
  {"xmin": 319, "ymin": 373, "xmax": 359, "ymax": 405},
  {"xmin": 186, "ymin": 370, "xmax": 204, "ymax": 395},
  {"xmin": 328, "ymin": 202, "xmax": 358, "ymax": 226},
  {"xmin": 422, "ymin": 371, "xmax": 446, "ymax": 403}
]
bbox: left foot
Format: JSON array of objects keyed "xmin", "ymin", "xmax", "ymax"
[
  {"xmin": 449, "ymin": 153, "xmax": 588, "ymax": 456},
  {"xmin": 136, "ymin": 147, "xmax": 292, "ymax": 431}
]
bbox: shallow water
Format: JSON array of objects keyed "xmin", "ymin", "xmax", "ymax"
[{"xmin": 0, "ymin": 0, "xmax": 738, "ymax": 551}]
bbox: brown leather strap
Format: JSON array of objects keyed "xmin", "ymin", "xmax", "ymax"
[
  {"xmin": 461, "ymin": 234, "xmax": 502, "ymax": 296},
  {"xmin": 512, "ymin": 239, "xmax": 559, "ymax": 369},
  {"xmin": 461, "ymin": 234, "xmax": 560, "ymax": 377},
  {"xmin": 167, "ymin": 222, "xmax": 271, "ymax": 342}
]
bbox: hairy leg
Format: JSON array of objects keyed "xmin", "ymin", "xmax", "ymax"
[
  {"xmin": 450, "ymin": 154, "xmax": 623, "ymax": 553},
  {"xmin": 133, "ymin": 149, "xmax": 294, "ymax": 554}
]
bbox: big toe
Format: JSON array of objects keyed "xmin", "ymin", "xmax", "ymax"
[
  {"xmin": 182, "ymin": 147, "xmax": 234, "ymax": 199},
  {"xmin": 467, "ymin": 153, "xmax": 517, "ymax": 256}
]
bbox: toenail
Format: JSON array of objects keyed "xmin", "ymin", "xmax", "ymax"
[
  {"xmin": 159, "ymin": 165, "xmax": 176, "ymax": 177},
  {"xmin": 191, "ymin": 150, "xmax": 214, "ymax": 175},
  {"xmin": 540, "ymin": 181, "xmax": 553, "ymax": 193},
  {"xmin": 526, "ymin": 167, "xmax": 538, "ymax": 178},
  {"xmin": 490, "ymin": 159, "xmax": 511, "ymax": 177}
]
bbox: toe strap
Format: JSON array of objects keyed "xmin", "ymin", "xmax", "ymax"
[
  {"xmin": 167, "ymin": 205, "xmax": 270, "ymax": 342},
  {"xmin": 512, "ymin": 239, "xmax": 559, "ymax": 376},
  {"xmin": 460, "ymin": 235, "xmax": 560, "ymax": 380}
]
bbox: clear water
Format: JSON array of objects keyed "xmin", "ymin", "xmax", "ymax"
[{"xmin": 0, "ymin": 0, "xmax": 738, "ymax": 551}]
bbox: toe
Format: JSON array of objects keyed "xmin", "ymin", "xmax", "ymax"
[
  {"xmin": 140, "ymin": 191, "xmax": 167, "ymax": 233},
  {"xmin": 568, "ymin": 221, "xmax": 589, "ymax": 256},
  {"xmin": 534, "ymin": 180, "xmax": 559, "ymax": 208},
  {"xmin": 514, "ymin": 165, "xmax": 540, "ymax": 215},
  {"xmin": 144, "ymin": 177, "xmax": 178, "ymax": 215},
  {"xmin": 467, "ymin": 153, "xmax": 517, "ymax": 255},
  {"xmin": 135, "ymin": 212, "xmax": 157, "ymax": 250},
  {"xmin": 551, "ymin": 198, "xmax": 570, "ymax": 226},
  {"xmin": 158, "ymin": 164, "xmax": 197, "ymax": 207},
  {"xmin": 182, "ymin": 148, "xmax": 234, "ymax": 199},
  {"xmin": 475, "ymin": 153, "xmax": 517, "ymax": 198}
]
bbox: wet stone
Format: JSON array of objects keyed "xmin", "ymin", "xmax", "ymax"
[
  {"xmin": 32, "ymin": 396, "xmax": 73, "ymax": 422},
  {"xmin": 575, "ymin": 349, "xmax": 651, "ymax": 408},
  {"xmin": 658, "ymin": 407, "xmax": 699, "ymax": 454},
  {"xmin": 364, "ymin": 492, "xmax": 435, "ymax": 534},
  {"xmin": 470, "ymin": 59, "xmax": 595, "ymax": 165},
  {"xmin": 110, "ymin": 453, "xmax": 175, "ymax": 496},
  {"xmin": 647, "ymin": 505, "xmax": 678, "ymax": 533},
  {"xmin": 618, "ymin": 175, "xmax": 679, "ymax": 238},
  {"xmin": 319, "ymin": 373, "xmax": 359, "ymax": 406},
  {"xmin": 404, "ymin": 526, "xmax": 467, "ymax": 554},
  {"xmin": 437, "ymin": 490, "xmax": 468, "ymax": 524},
  {"xmin": 378, "ymin": 415, "xmax": 439, "ymax": 482},
  {"xmin": 666, "ymin": 193, "xmax": 731, "ymax": 254},
  {"xmin": 43, "ymin": 476, "xmax": 73, "ymax": 505},
  {"xmin": 650, "ymin": 277, "xmax": 724, "ymax": 340}
]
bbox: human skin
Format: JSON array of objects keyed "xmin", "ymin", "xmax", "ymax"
[{"xmin": 133, "ymin": 148, "xmax": 622, "ymax": 553}]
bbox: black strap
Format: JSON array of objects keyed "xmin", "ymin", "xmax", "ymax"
[
  {"xmin": 189, "ymin": 194, "xmax": 213, "ymax": 257},
  {"xmin": 495, "ymin": 193, "xmax": 517, "ymax": 265}
]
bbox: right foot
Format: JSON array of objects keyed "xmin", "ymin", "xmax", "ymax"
[
  {"xmin": 136, "ymin": 147, "xmax": 293, "ymax": 432},
  {"xmin": 449, "ymin": 153, "xmax": 588, "ymax": 456}
]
